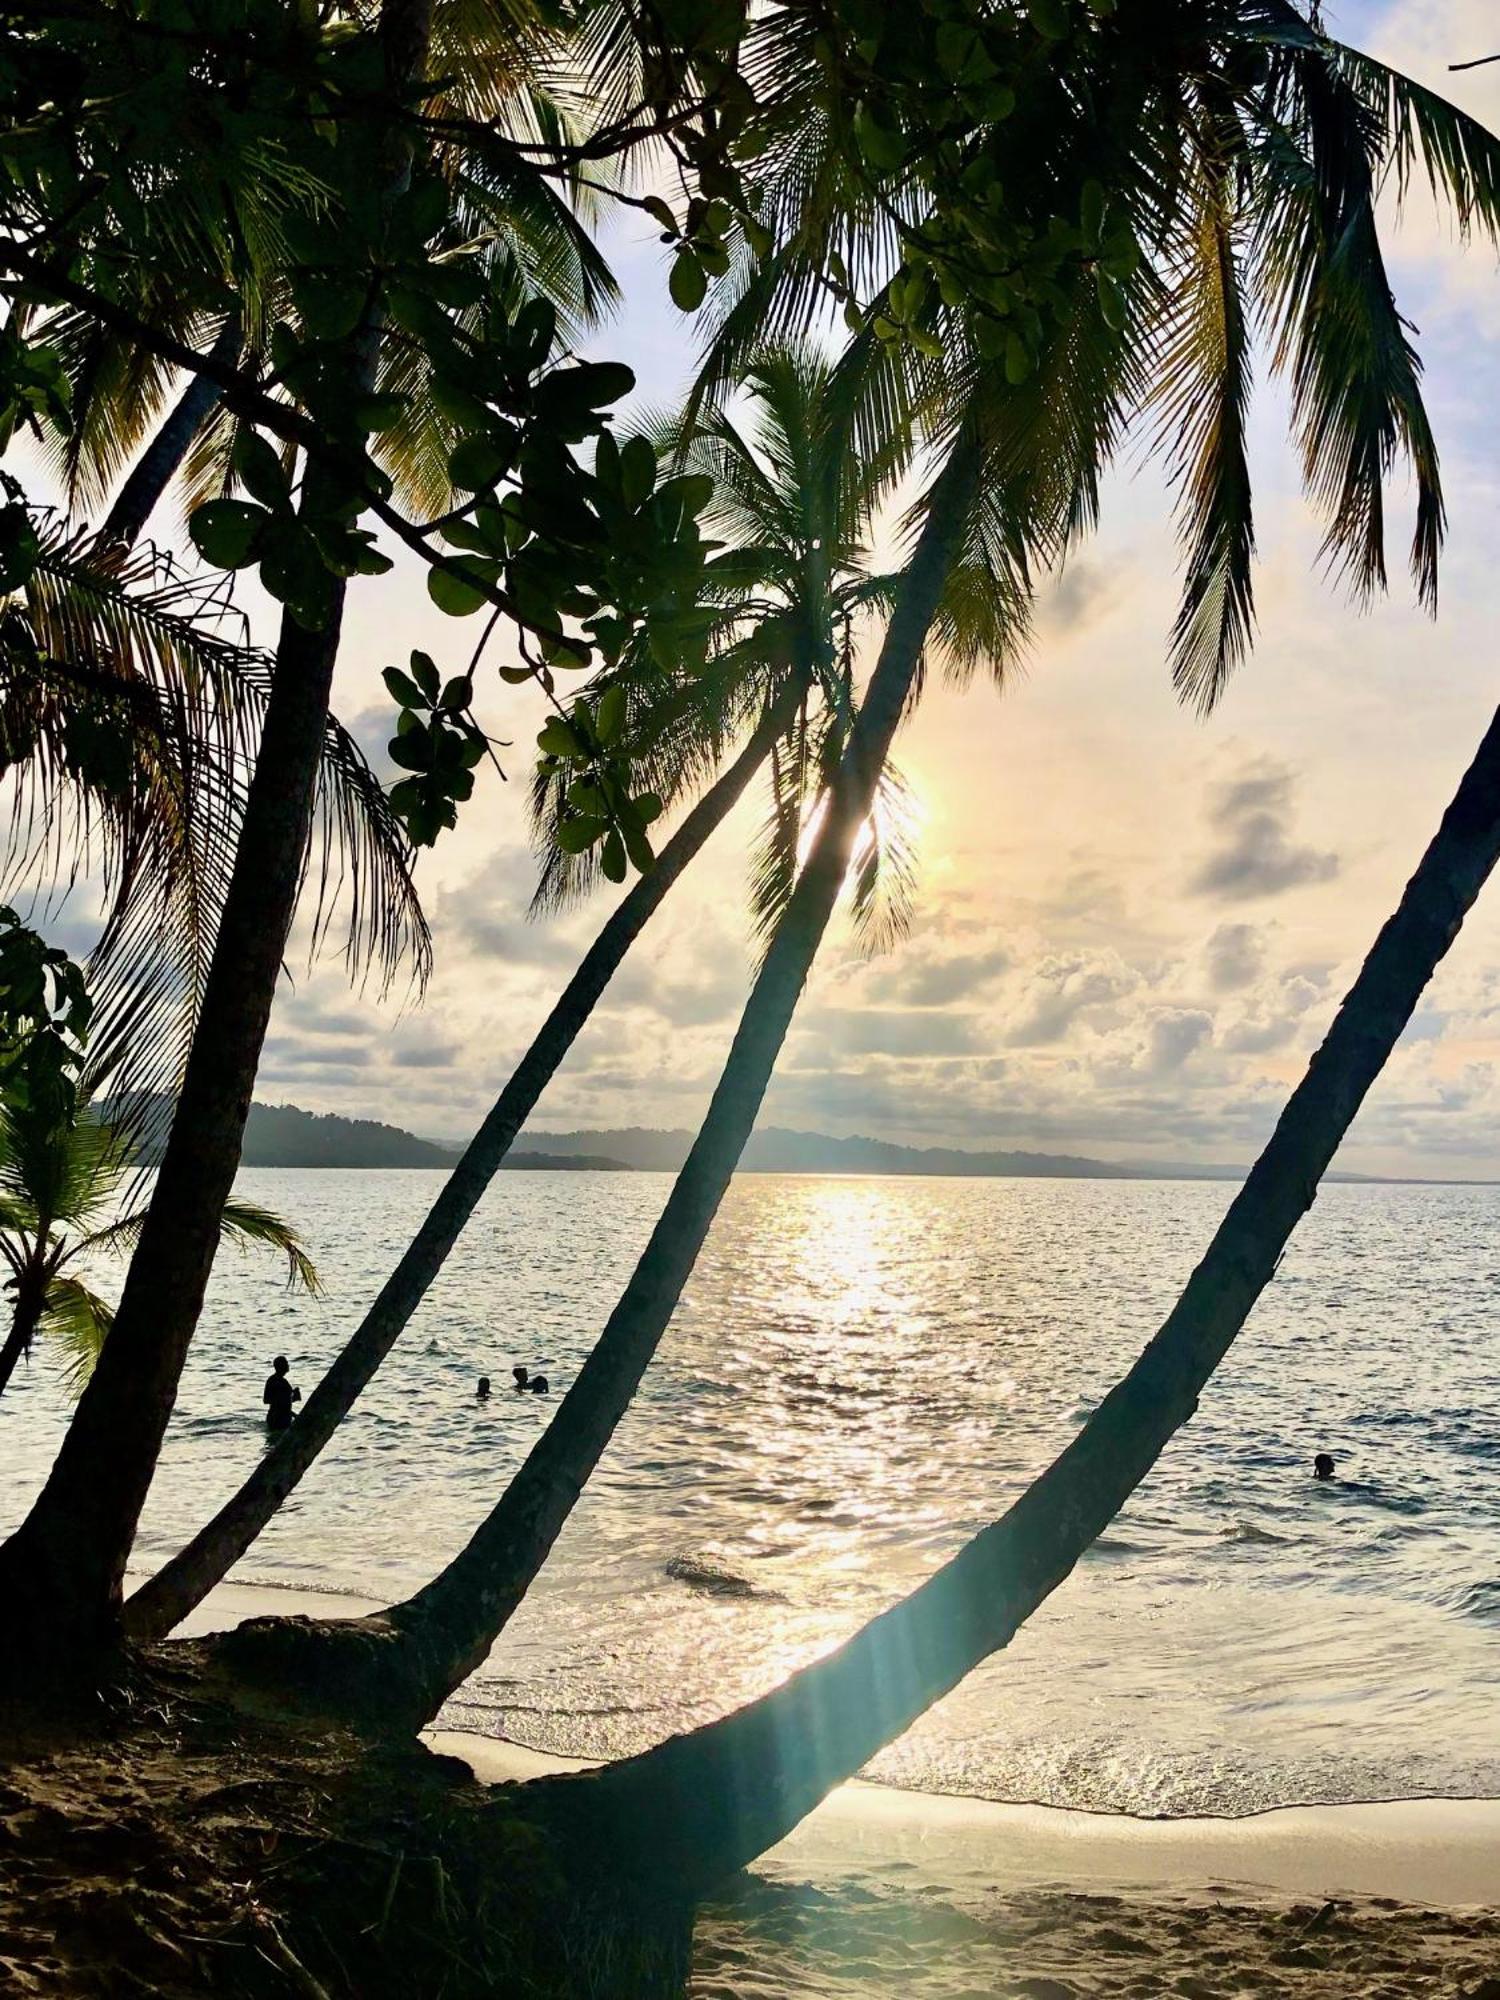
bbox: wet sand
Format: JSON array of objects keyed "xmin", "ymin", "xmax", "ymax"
[{"xmin": 191, "ymin": 1578, "xmax": 1500, "ymax": 1996}]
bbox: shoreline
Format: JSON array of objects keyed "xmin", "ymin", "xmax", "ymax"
[{"xmin": 182, "ymin": 1575, "xmax": 1500, "ymax": 1911}]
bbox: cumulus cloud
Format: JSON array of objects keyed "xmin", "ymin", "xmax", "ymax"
[
  {"xmin": 1189, "ymin": 761, "xmax": 1339, "ymax": 902},
  {"xmin": 864, "ymin": 942, "xmax": 1010, "ymax": 1007},
  {"xmin": 1204, "ymin": 922, "xmax": 1265, "ymax": 992},
  {"xmin": 1144, "ymin": 1009, "xmax": 1214, "ymax": 1075},
  {"xmin": 1004, "ymin": 954, "xmax": 1138, "ymax": 1046}
]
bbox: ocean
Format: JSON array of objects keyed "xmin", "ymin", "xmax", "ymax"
[{"xmin": 4, "ymin": 1168, "xmax": 1499, "ymax": 1819}]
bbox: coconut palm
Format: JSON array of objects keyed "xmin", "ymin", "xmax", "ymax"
[
  {"xmin": 212, "ymin": 0, "xmax": 1500, "ymax": 1733},
  {"xmin": 513, "ymin": 692, "xmax": 1500, "ymax": 1898},
  {"xmin": 126, "ymin": 340, "xmax": 996, "ymax": 1640},
  {"xmin": 3, "ymin": 518, "xmax": 430, "ymax": 1141},
  {"xmin": 0, "ymin": 1078, "xmax": 318, "ymax": 1401},
  {"xmin": 63, "ymin": 13, "xmax": 619, "ymax": 548}
]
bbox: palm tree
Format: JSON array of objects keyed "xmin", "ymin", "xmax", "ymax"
[
  {"xmin": 64, "ymin": 16, "xmax": 619, "ymax": 550},
  {"xmin": 0, "ymin": 0, "xmax": 441, "ymax": 1650},
  {"xmin": 126, "ymin": 343, "xmax": 978, "ymax": 1640},
  {"xmin": 508, "ymin": 692, "xmax": 1500, "ymax": 1898},
  {"xmin": 0, "ymin": 1079, "xmax": 318, "ymax": 1401},
  {"xmin": 4, "ymin": 519, "xmax": 430, "ymax": 1141},
  {"xmin": 212, "ymin": 1, "xmax": 1500, "ymax": 1732}
]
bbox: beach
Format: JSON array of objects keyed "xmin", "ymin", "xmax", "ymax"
[{"xmin": 186, "ymin": 1580, "xmax": 1500, "ymax": 1997}]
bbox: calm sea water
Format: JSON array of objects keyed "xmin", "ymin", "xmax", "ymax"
[{"xmin": 4, "ymin": 1169, "xmax": 1499, "ymax": 1817}]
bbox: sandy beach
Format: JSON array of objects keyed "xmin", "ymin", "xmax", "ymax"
[{"xmin": 182, "ymin": 1578, "xmax": 1500, "ymax": 1997}]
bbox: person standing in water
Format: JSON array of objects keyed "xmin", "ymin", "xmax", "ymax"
[
  {"xmin": 512, "ymin": 1364, "xmax": 549, "ymax": 1394},
  {"xmin": 476, "ymin": 1376, "xmax": 491, "ymax": 1400},
  {"xmin": 263, "ymin": 1355, "xmax": 301, "ymax": 1432}
]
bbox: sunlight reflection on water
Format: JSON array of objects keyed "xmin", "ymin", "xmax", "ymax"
[{"xmin": 4, "ymin": 1169, "xmax": 1499, "ymax": 1815}]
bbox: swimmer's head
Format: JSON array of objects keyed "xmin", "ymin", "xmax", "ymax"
[
  {"xmin": 477, "ymin": 1376, "xmax": 490, "ymax": 1397},
  {"xmin": 1313, "ymin": 1452, "xmax": 1335, "ymax": 1481},
  {"xmin": 513, "ymin": 1365, "xmax": 529, "ymax": 1388}
]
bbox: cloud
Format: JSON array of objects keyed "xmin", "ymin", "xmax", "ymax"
[
  {"xmin": 794, "ymin": 1007, "xmax": 988, "ymax": 1060},
  {"xmin": 436, "ymin": 855, "xmax": 589, "ymax": 971},
  {"xmin": 1144, "ymin": 1009, "xmax": 1213, "ymax": 1075},
  {"xmin": 1043, "ymin": 558, "xmax": 1114, "ymax": 635},
  {"xmin": 1204, "ymin": 922, "xmax": 1265, "ymax": 993},
  {"xmin": 390, "ymin": 1040, "xmax": 459, "ymax": 1068},
  {"xmin": 1190, "ymin": 760, "xmax": 1339, "ymax": 902},
  {"xmin": 864, "ymin": 942, "xmax": 1010, "ymax": 1007},
  {"xmin": 1004, "ymin": 954, "xmax": 1138, "ymax": 1046}
]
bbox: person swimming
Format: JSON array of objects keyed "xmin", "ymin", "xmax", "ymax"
[
  {"xmin": 263, "ymin": 1355, "xmax": 301, "ymax": 1432},
  {"xmin": 512, "ymin": 1365, "xmax": 549, "ymax": 1394},
  {"xmin": 476, "ymin": 1375, "xmax": 491, "ymax": 1400},
  {"xmin": 1314, "ymin": 1452, "xmax": 1336, "ymax": 1480}
]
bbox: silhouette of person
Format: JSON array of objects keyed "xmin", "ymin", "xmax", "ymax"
[
  {"xmin": 1313, "ymin": 1452, "xmax": 1336, "ymax": 1481},
  {"xmin": 513, "ymin": 1365, "xmax": 550, "ymax": 1394},
  {"xmin": 263, "ymin": 1355, "xmax": 301, "ymax": 1432},
  {"xmin": 476, "ymin": 1375, "xmax": 491, "ymax": 1400}
]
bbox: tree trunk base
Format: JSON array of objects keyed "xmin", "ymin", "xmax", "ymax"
[
  {"xmin": 196, "ymin": 1611, "xmax": 448, "ymax": 1739},
  {"xmin": 0, "ymin": 1645, "xmax": 693, "ymax": 1998}
]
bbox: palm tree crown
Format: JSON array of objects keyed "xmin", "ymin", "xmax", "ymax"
[{"xmin": 0, "ymin": 1077, "xmax": 318, "ymax": 1400}]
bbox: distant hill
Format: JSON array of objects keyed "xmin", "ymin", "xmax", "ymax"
[
  {"xmin": 520, "ymin": 1125, "xmax": 1148, "ymax": 1178},
  {"xmin": 239, "ymin": 1106, "xmax": 635, "ymax": 1171},
  {"xmin": 108, "ymin": 1099, "xmax": 1389, "ymax": 1180},
  {"xmin": 111, "ymin": 1099, "xmax": 633, "ymax": 1171},
  {"xmin": 516, "ymin": 1125, "xmax": 1384, "ymax": 1182}
]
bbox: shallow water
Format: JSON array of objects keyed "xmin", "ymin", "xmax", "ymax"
[{"xmin": 4, "ymin": 1169, "xmax": 1499, "ymax": 1817}]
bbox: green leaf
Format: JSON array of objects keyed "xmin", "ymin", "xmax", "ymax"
[
  {"xmin": 389, "ymin": 725, "xmax": 434, "ymax": 771},
  {"xmin": 596, "ymin": 684, "xmax": 626, "ymax": 744},
  {"xmin": 1095, "ymin": 266, "xmax": 1128, "ymax": 331},
  {"xmin": 233, "ymin": 431, "xmax": 290, "ymax": 508},
  {"xmin": 427, "ymin": 558, "xmax": 498, "ymax": 617},
  {"xmin": 440, "ymin": 675, "xmax": 473, "ymax": 712},
  {"xmin": 383, "ymin": 665, "xmax": 425, "ymax": 708},
  {"xmin": 352, "ymin": 392, "xmax": 407, "ymax": 434},
  {"xmin": 448, "ymin": 432, "xmax": 513, "ymax": 493},
  {"xmin": 410, "ymin": 651, "xmax": 441, "ymax": 700},
  {"xmin": 642, "ymin": 195, "xmax": 678, "ymax": 238},
  {"xmin": 669, "ymin": 249, "xmax": 708, "ymax": 312},
  {"xmin": 600, "ymin": 829, "xmax": 627, "ymax": 883},
  {"xmin": 619, "ymin": 435, "xmax": 657, "ymax": 509},
  {"xmin": 295, "ymin": 275, "xmax": 368, "ymax": 341},
  {"xmin": 189, "ymin": 499, "xmax": 267, "ymax": 570},
  {"xmin": 556, "ymin": 814, "xmax": 607, "ymax": 854},
  {"xmin": 1026, "ymin": 0, "xmax": 1070, "ymax": 37}
]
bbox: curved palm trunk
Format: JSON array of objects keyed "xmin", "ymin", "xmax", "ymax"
[
  {"xmin": 99, "ymin": 314, "xmax": 241, "ymax": 549},
  {"xmin": 218, "ymin": 435, "xmax": 984, "ymax": 1727},
  {"xmin": 0, "ymin": 1273, "xmax": 45, "ymax": 1398},
  {"xmin": 513, "ymin": 699, "xmax": 1500, "ymax": 1899},
  {"xmin": 0, "ymin": 0, "xmax": 433, "ymax": 1656},
  {"xmin": 124, "ymin": 690, "xmax": 799, "ymax": 1642}
]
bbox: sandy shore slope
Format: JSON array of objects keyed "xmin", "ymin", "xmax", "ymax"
[{"xmin": 188, "ymin": 1577, "xmax": 1500, "ymax": 1996}]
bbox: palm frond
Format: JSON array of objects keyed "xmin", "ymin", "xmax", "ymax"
[
  {"xmin": 1253, "ymin": 44, "xmax": 1445, "ymax": 609},
  {"xmin": 849, "ymin": 761, "xmax": 921, "ymax": 957},
  {"xmin": 87, "ymin": 1197, "xmax": 319, "ymax": 1293},
  {"xmin": 42, "ymin": 1273, "xmax": 115, "ymax": 1396},
  {"xmin": 1154, "ymin": 162, "xmax": 1257, "ymax": 712},
  {"xmin": 4, "ymin": 526, "xmax": 431, "ymax": 1147}
]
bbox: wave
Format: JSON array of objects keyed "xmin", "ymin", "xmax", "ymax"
[{"xmin": 666, "ymin": 1551, "xmax": 786, "ymax": 1602}]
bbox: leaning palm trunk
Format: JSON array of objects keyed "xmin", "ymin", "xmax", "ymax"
[
  {"xmin": 217, "ymin": 434, "xmax": 984, "ymax": 1726},
  {"xmin": 0, "ymin": 0, "xmax": 434, "ymax": 1654},
  {"xmin": 512, "ymin": 698, "xmax": 1500, "ymax": 1899},
  {"xmin": 125, "ymin": 687, "xmax": 800, "ymax": 1642},
  {"xmin": 100, "ymin": 314, "xmax": 241, "ymax": 548},
  {"xmin": 0, "ymin": 1278, "xmax": 45, "ymax": 1399}
]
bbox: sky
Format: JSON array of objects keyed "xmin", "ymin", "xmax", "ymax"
[{"xmin": 40, "ymin": 0, "xmax": 1500, "ymax": 1175}]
